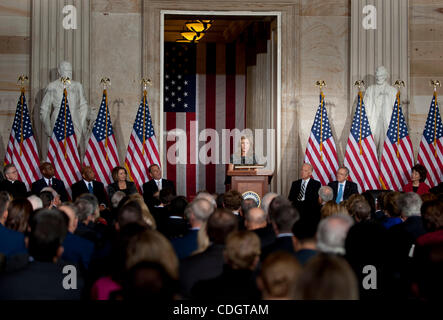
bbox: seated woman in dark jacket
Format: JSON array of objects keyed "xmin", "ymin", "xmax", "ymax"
[
  {"xmin": 402, "ymin": 164, "xmax": 430, "ymax": 195},
  {"xmin": 107, "ymin": 166, "xmax": 138, "ymax": 200}
]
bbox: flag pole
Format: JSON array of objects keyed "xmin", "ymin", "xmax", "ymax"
[
  {"xmin": 394, "ymin": 80, "xmax": 405, "ymax": 159},
  {"xmin": 100, "ymin": 78, "xmax": 111, "ymax": 161},
  {"xmin": 315, "ymin": 80, "xmax": 326, "ymax": 162},
  {"xmin": 17, "ymin": 75, "xmax": 28, "ymax": 156},
  {"xmin": 354, "ymin": 80, "xmax": 366, "ymax": 156},
  {"xmin": 430, "ymin": 80, "xmax": 441, "ymax": 157},
  {"xmin": 61, "ymin": 77, "xmax": 71, "ymax": 159},
  {"xmin": 141, "ymin": 78, "xmax": 152, "ymax": 156}
]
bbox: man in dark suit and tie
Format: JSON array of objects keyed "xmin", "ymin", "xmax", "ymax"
[
  {"xmin": 71, "ymin": 166, "xmax": 107, "ymax": 206},
  {"xmin": 142, "ymin": 164, "xmax": 175, "ymax": 209},
  {"xmin": 31, "ymin": 162, "xmax": 68, "ymax": 202},
  {"xmin": 328, "ymin": 166, "xmax": 359, "ymax": 203},
  {"xmin": 288, "ymin": 163, "xmax": 322, "ymax": 206},
  {"xmin": 0, "ymin": 164, "xmax": 27, "ymax": 199}
]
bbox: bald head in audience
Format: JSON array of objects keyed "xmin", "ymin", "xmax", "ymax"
[{"xmin": 245, "ymin": 207, "xmax": 267, "ymax": 231}]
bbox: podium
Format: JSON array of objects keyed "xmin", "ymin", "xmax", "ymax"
[{"xmin": 227, "ymin": 168, "xmax": 274, "ymax": 200}]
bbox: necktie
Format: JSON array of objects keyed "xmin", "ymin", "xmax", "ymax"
[
  {"xmin": 156, "ymin": 180, "xmax": 161, "ymax": 190},
  {"xmin": 336, "ymin": 184, "xmax": 344, "ymax": 203},
  {"xmin": 48, "ymin": 179, "xmax": 52, "ymax": 187},
  {"xmin": 297, "ymin": 181, "xmax": 306, "ymax": 201},
  {"xmin": 88, "ymin": 182, "xmax": 93, "ymax": 194}
]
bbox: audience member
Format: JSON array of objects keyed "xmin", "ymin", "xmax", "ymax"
[
  {"xmin": 223, "ymin": 190, "xmax": 245, "ymax": 228},
  {"xmin": 5, "ymin": 198, "xmax": 32, "ymax": 233},
  {"xmin": 348, "ymin": 198, "xmax": 371, "ymax": 222},
  {"xmin": 179, "ymin": 208, "xmax": 238, "ymax": 298},
  {"xmin": 257, "ymin": 252, "xmax": 302, "ymax": 300},
  {"xmin": 31, "ymin": 162, "xmax": 68, "ymax": 202},
  {"xmin": 316, "ymin": 214, "xmax": 354, "ymax": 255},
  {"xmin": 261, "ymin": 192, "xmax": 278, "ymax": 220},
  {"xmin": 292, "ymin": 216, "xmax": 318, "ymax": 265},
  {"xmin": 318, "ymin": 186, "xmax": 334, "ymax": 206},
  {"xmin": 126, "ymin": 194, "xmax": 156, "ymax": 230},
  {"xmin": 39, "ymin": 190, "xmax": 55, "ymax": 209},
  {"xmin": 241, "ymin": 198, "xmax": 258, "ymax": 217},
  {"xmin": 41, "ymin": 187, "xmax": 61, "ymax": 207},
  {"xmin": 245, "ymin": 207, "xmax": 276, "ymax": 249},
  {"xmin": 320, "ymin": 201, "xmax": 348, "ymax": 219},
  {"xmin": 27, "ymin": 195, "xmax": 43, "ymax": 211},
  {"xmin": 164, "ymin": 196, "xmax": 188, "ymax": 239},
  {"xmin": 382, "ymin": 191, "xmax": 402, "ymax": 229},
  {"xmin": 192, "ymin": 231, "xmax": 261, "ymax": 300},
  {"xmin": 294, "ymin": 254, "xmax": 359, "ymax": 300}
]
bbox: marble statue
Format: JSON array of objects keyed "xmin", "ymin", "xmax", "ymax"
[
  {"xmin": 364, "ymin": 66, "xmax": 398, "ymax": 153},
  {"xmin": 40, "ymin": 61, "xmax": 89, "ymax": 145}
]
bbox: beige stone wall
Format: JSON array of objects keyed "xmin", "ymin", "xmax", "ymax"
[
  {"xmin": 409, "ymin": 0, "xmax": 443, "ymax": 160},
  {"xmin": 0, "ymin": 0, "xmax": 31, "ymax": 162}
]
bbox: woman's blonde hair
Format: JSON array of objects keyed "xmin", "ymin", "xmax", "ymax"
[
  {"xmin": 125, "ymin": 229, "xmax": 179, "ymax": 280},
  {"xmin": 125, "ymin": 193, "xmax": 157, "ymax": 229}
]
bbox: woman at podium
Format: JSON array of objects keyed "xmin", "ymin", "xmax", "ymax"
[{"xmin": 226, "ymin": 136, "xmax": 257, "ymax": 187}]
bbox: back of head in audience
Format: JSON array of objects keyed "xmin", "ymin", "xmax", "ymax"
[
  {"xmin": 316, "ymin": 214, "xmax": 354, "ymax": 255},
  {"xmin": 6, "ymin": 198, "xmax": 32, "ymax": 233},
  {"xmin": 194, "ymin": 191, "xmax": 217, "ymax": 208},
  {"xmin": 117, "ymin": 201, "xmax": 146, "ymax": 231},
  {"xmin": 245, "ymin": 207, "xmax": 267, "ymax": 230},
  {"xmin": 216, "ymin": 193, "xmax": 224, "ymax": 209},
  {"xmin": 268, "ymin": 196, "xmax": 291, "ymax": 218},
  {"xmin": 27, "ymin": 195, "xmax": 43, "ymax": 211},
  {"xmin": 159, "ymin": 188, "xmax": 174, "ymax": 206},
  {"xmin": 74, "ymin": 198, "xmax": 96, "ymax": 224},
  {"xmin": 258, "ymin": 252, "xmax": 302, "ymax": 300},
  {"xmin": 320, "ymin": 201, "xmax": 349, "ymax": 219},
  {"xmin": 28, "ymin": 209, "xmax": 68, "ymax": 262},
  {"xmin": 241, "ymin": 198, "xmax": 258, "ymax": 217},
  {"xmin": 111, "ymin": 191, "xmax": 126, "ymax": 209},
  {"xmin": 349, "ymin": 199, "xmax": 371, "ymax": 222},
  {"xmin": 223, "ymin": 190, "xmax": 243, "ymax": 212},
  {"xmin": 224, "ymin": 230, "xmax": 261, "ymax": 270},
  {"xmin": 0, "ymin": 191, "xmax": 10, "ymax": 224},
  {"xmin": 318, "ymin": 186, "xmax": 334, "ymax": 205},
  {"xmin": 41, "ymin": 187, "xmax": 60, "ymax": 207},
  {"xmin": 270, "ymin": 203, "xmax": 299, "ymax": 234},
  {"xmin": 59, "ymin": 203, "xmax": 78, "ymax": 233},
  {"xmin": 169, "ymin": 196, "xmax": 188, "ymax": 217},
  {"xmin": 292, "ymin": 217, "xmax": 317, "ymax": 247},
  {"xmin": 383, "ymin": 191, "xmax": 401, "ymax": 218},
  {"xmin": 261, "ymin": 192, "xmax": 278, "ymax": 217},
  {"xmin": 185, "ymin": 198, "xmax": 214, "ymax": 227},
  {"xmin": 398, "ymin": 192, "xmax": 422, "ymax": 218},
  {"xmin": 206, "ymin": 208, "xmax": 238, "ymax": 244},
  {"xmin": 40, "ymin": 191, "xmax": 54, "ymax": 209},
  {"xmin": 77, "ymin": 193, "xmax": 99, "ymax": 216},
  {"xmin": 294, "ymin": 253, "xmax": 359, "ymax": 300},
  {"xmin": 126, "ymin": 194, "xmax": 156, "ymax": 229},
  {"xmin": 421, "ymin": 199, "xmax": 443, "ymax": 232}
]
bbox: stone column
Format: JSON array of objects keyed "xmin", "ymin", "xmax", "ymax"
[
  {"xmin": 350, "ymin": 0, "xmax": 409, "ymax": 112},
  {"xmin": 31, "ymin": 0, "xmax": 91, "ymax": 158}
]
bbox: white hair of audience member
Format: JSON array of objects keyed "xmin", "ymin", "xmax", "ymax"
[
  {"xmin": 261, "ymin": 192, "xmax": 278, "ymax": 215},
  {"xmin": 27, "ymin": 195, "xmax": 43, "ymax": 211},
  {"xmin": 41, "ymin": 186, "xmax": 59, "ymax": 199},
  {"xmin": 316, "ymin": 214, "xmax": 354, "ymax": 255},
  {"xmin": 111, "ymin": 190, "xmax": 126, "ymax": 208},
  {"xmin": 185, "ymin": 198, "xmax": 215, "ymax": 222},
  {"xmin": 194, "ymin": 192, "xmax": 217, "ymax": 208},
  {"xmin": 318, "ymin": 186, "xmax": 334, "ymax": 203},
  {"xmin": 398, "ymin": 192, "xmax": 423, "ymax": 218}
]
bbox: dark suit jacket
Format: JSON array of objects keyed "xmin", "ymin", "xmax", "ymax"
[
  {"xmin": 71, "ymin": 179, "xmax": 108, "ymax": 205},
  {"xmin": 328, "ymin": 180, "xmax": 359, "ymax": 202},
  {"xmin": 107, "ymin": 181, "xmax": 137, "ymax": 201},
  {"xmin": 288, "ymin": 178, "xmax": 321, "ymax": 205},
  {"xmin": 0, "ymin": 224, "xmax": 27, "ymax": 257},
  {"xmin": 0, "ymin": 260, "xmax": 84, "ymax": 300},
  {"xmin": 261, "ymin": 235, "xmax": 295, "ymax": 260},
  {"xmin": 179, "ymin": 244, "xmax": 225, "ymax": 298},
  {"xmin": 0, "ymin": 180, "xmax": 27, "ymax": 199},
  {"xmin": 171, "ymin": 229, "xmax": 199, "ymax": 260},
  {"xmin": 142, "ymin": 179, "xmax": 175, "ymax": 208},
  {"xmin": 164, "ymin": 217, "xmax": 189, "ymax": 239},
  {"xmin": 31, "ymin": 177, "xmax": 68, "ymax": 202},
  {"xmin": 252, "ymin": 225, "xmax": 276, "ymax": 249},
  {"xmin": 62, "ymin": 232, "xmax": 95, "ymax": 271}
]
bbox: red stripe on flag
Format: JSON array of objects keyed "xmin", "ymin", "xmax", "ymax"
[
  {"xmin": 166, "ymin": 112, "xmax": 177, "ymax": 187},
  {"xmin": 205, "ymin": 73, "xmax": 216, "ymax": 194},
  {"xmin": 186, "ymin": 112, "xmax": 196, "ymax": 198}
]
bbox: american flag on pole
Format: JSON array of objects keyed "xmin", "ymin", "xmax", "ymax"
[
  {"xmin": 84, "ymin": 90, "xmax": 120, "ymax": 187},
  {"xmin": 344, "ymin": 91, "xmax": 380, "ymax": 192},
  {"xmin": 4, "ymin": 89, "xmax": 41, "ymax": 190},
  {"xmin": 417, "ymin": 90, "xmax": 443, "ymax": 187},
  {"xmin": 47, "ymin": 88, "xmax": 82, "ymax": 197},
  {"xmin": 304, "ymin": 92, "xmax": 339, "ymax": 185},
  {"xmin": 124, "ymin": 90, "xmax": 161, "ymax": 192},
  {"xmin": 380, "ymin": 91, "xmax": 414, "ymax": 191},
  {"xmin": 164, "ymin": 42, "xmax": 246, "ymax": 197}
]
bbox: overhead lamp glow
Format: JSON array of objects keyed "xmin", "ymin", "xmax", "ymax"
[
  {"xmin": 176, "ymin": 39, "xmax": 192, "ymax": 43},
  {"xmin": 186, "ymin": 20, "xmax": 212, "ymax": 33},
  {"xmin": 180, "ymin": 31, "xmax": 204, "ymax": 42}
]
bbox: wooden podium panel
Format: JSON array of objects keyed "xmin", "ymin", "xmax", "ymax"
[{"xmin": 227, "ymin": 169, "xmax": 273, "ymax": 200}]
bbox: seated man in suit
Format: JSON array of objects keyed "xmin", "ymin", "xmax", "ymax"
[
  {"xmin": 31, "ymin": 162, "xmax": 68, "ymax": 202},
  {"xmin": 71, "ymin": 166, "xmax": 107, "ymax": 207},
  {"xmin": 288, "ymin": 163, "xmax": 322, "ymax": 206},
  {"xmin": 328, "ymin": 166, "xmax": 359, "ymax": 204},
  {"xmin": 0, "ymin": 164, "xmax": 27, "ymax": 199},
  {"xmin": 142, "ymin": 164, "xmax": 175, "ymax": 210}
]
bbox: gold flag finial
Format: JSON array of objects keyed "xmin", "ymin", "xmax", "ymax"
[
  {"xmin": 315, "ymin": 80, "xmax": 326, "ymax": 91},
  {"xmin": 141, "ymin": 78, "xmax": 152, "ymax": 91},
  {"xmin": 61, "ymin": 77, "xmax": 71, "ymax": 88},
  {"xmin": 17, "ymin": 75, "xmax": 28, "ymax": 88},
  {"xmin": 354, "ymin": 80, "xmax": 365, "ymax": 90},
  {"xmin": 100, "ymin": 77, "xmax": 111, "ymax": 89},
  {"xmin": 430, "ymin": 80, "xmax": 441, "ymax": 91}
]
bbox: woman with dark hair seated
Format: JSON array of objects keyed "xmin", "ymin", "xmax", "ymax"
[
  {"xmin": 107, "ymin": 166, "xmax": 138, "ymax": 200},
  {"xmin": 402, "ymin": 164, "xmax": 430, "ymax": 195}
]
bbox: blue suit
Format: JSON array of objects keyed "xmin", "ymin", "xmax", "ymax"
[
  {"xmin": 171, "ymin": 229, "xmax": 199, "ymax": 259},
  {"xmin": 0, "ymin": 224, "xmax": 27, "ymax": 257},
  {"xmin": 62, "ymin": 232, "xmax": 94, "ymax": 270}
]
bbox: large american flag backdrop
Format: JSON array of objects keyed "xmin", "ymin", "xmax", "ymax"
[
  {"xmin": 417, "ymin": 91, "xmax": 443, "ymax": 187},
  {"xmin": 47, "ymin": 89, "xmax": 82, "ymax": 197},
  {"xmin": 164, "ymin": 42, "xmax": 246, "ymax": 197},
  {"xmin": 344, "ymin": 92, "xmax": 380, "ymax": 192},
  {"xmin": 380, "ymin": 92, "xmax": 414, "ymax": 191},
  {"xmin": 4, "ymin": 90, "xmax": 41, "ymax": 190}
]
